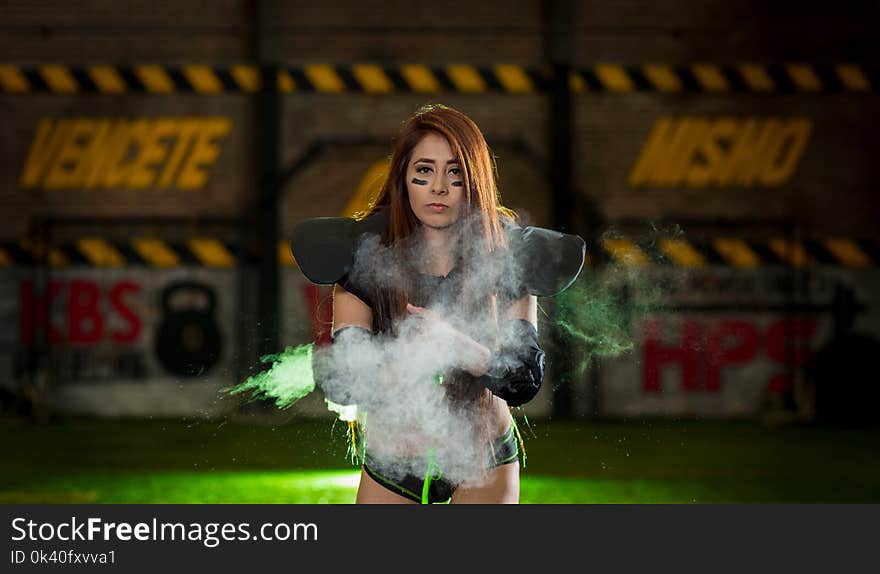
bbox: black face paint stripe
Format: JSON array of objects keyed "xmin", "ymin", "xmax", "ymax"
[
  {"xmin": 450, "ymin": 181, "xmax": 463, "ymax": 187},
  {"xmin": 411, "ymin": 178, "xmax": 428, "ymax": 185}
]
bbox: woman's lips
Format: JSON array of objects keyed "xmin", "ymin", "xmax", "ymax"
[{"xmin": 427, "ymin": 203, "xmax": 448, "ymax": 212}]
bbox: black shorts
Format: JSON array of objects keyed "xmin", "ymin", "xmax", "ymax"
[{"xmin": 362, "ymin": 427, "xmax": 519, "ymax": 504}]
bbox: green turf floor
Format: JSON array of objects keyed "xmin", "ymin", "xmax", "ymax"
[{"xmin": 4, "ymin": 416, "xmax": 879, "ymax": 503}]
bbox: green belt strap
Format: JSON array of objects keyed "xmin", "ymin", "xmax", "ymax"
[{"xmin": 422, "ymin": 449, "xmax": 439, "ymax": 505}]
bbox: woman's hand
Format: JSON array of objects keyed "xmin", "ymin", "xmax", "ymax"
[
  {"xmin": 405, "ymin": 303, "xmax": 460, "ymax": 341},
  {"xmin": 406, "ymin": 303, "xmax": 492, "ymax": 377}
]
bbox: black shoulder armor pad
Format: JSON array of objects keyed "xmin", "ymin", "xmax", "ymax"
[
  {"xmin": 507, "ymin": 224, "xmax": 586, "ymax": 297},
  {"xmin": 290, "ymin": 208, "xmax": 390, "ymax": 285}
]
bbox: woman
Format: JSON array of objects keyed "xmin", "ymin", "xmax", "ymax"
[{"xmin": 292, "ymin": 104, "xmax": 584, "ymax": 504}]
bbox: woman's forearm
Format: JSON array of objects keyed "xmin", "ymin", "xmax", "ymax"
[
  {"xmin": 406, "ymin": 303, "xmax": 493, "ymax": 377},
  {"xmin": 452, "ymin": 330, "xmax": 492, "ymax": 377}
]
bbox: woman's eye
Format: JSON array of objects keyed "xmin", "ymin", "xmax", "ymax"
[
  {"xmin": 416, "ymin": 166, "xmax": 432, "ymax": 174},
  {"xmin": 449, "ymin": 168, "xmax": 460, "ymax": 175}
]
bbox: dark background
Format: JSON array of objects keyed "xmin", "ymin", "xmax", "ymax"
[{"xmin": 2, "ymin": 0, "xmax": 879, "ymax": 503}]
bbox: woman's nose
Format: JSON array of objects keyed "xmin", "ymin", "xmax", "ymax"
[{"xmin": 433, "ymin": 179, "xmax": 448, "ymax": 195}]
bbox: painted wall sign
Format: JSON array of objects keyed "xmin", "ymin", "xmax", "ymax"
[
  {"xmin": 19, "ymin": 117, "xmax": 231, "ymax": 191},
  {"xmin": 629, "ymin": 117, "xmax": 811, "ymax": 188}
]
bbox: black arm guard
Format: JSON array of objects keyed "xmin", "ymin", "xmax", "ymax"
[{"xmin": 478, "ymin": 319, "xmax": 546, "ymax": 407}]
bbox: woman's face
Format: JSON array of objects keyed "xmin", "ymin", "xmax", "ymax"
[{"xmin": 406, "ymin": 132, "xmax": 464, "ymax": 229}]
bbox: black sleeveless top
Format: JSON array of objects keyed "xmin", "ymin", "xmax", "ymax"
[{"xmin": 338, "ymin": 236, "xmax": 528, "ymax": 322}]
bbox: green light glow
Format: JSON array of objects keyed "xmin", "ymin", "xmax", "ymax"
[
  {"xmin": 6, "ymin": 470, "xmax": 868, "ymax": 504},
  {"xmin": 7, "ymin": 419, "xmax": 879, "ymax": 504}
]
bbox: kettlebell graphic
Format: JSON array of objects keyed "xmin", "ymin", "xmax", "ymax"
[{"xmin": 155, "ymin": 281, "xmax": 222, "ymax": 376}]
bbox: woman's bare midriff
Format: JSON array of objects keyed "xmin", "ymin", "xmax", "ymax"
[{"xmin": 366, "ymin": 392, "xmax": 512, "ymax": 459}]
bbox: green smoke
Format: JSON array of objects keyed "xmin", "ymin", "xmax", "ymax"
[
  {"xmin": 557, "ymin": 280, "xmax": 632, "ymax": 358},
  {"xmin": 555, "ymin": 263, "xmax": 662, "ymax": 373},
  {"xmin": 222, "ymin": 344, "xmax": 316, "ymax": 409}
]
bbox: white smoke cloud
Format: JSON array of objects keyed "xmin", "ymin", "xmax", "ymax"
[{"xmin": 312, "ymin": 213, "xmax": 531, "ymax": 487}]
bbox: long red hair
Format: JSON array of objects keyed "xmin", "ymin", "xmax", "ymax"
[
  {"xmin": 361, "ymin": 104, "xmax": 516, "ymax": 466},
  {"xmin": 363, "ymin": 103, "xmax": 515, "ymax": 333}
]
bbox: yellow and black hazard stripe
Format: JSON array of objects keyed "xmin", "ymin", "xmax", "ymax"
[
  {"xmin": 0, "ymin": 238, "xmax": 243, "ymax": 268},
  {"xmin": 1, "ymin": 236, "xmax": 878, "ymax": 268},
  {"xmin": 278, "ymin": 63, "xmax": 548, "ymax": 93},
  {"xmin": 571, "ymin": 63, "xmax": 875, "ymax": 93},
  {"xmin": 0, "ymin": 64, "xmax": 261, "ymax": 94},
  {"xmin": 599, "ymin": 237, "xmax": 880, "ymax": 268},
  {"xmin": 0, "ymin": 63, "xmax": 544, "ymax": 94},
  {"xmin": 1, "ymin": 63, "xmax": 876, "ymax": 94}
]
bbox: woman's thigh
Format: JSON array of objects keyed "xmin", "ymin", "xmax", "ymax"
[
  {"xmin": 355, "ymin": 468, "xmax": 418, "ymax": 504},
  {"xmin": 451, "ymin": 461, "xmax": 520, "ymax": 504}
]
